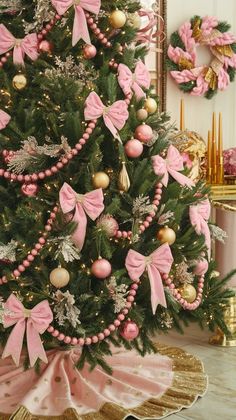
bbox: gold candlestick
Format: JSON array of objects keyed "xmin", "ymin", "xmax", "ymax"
[
  {"xmin": 180, "ymin": 98, "xmax": 185, "ymax": 131},
  {"xmin": 218, "ymin": 112, "xmax": 224, "ymax": 184},
  {"xmin": 207, "ymin": 130, "xmax": 212, "ymax": 183},
  {"xmin": 212, "ymin": 112, "xmax": 217, "ymax": 184}
]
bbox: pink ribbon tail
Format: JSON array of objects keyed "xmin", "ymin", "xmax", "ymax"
[
  {"xmin": 168, "ymin": 168, "xmax": 195, "ymax": 188},
  {"xmin": 27, "ymin": 320, "xmax": 48, "ymax": 367},
  {"xmin": 71, "ymin": 203, "xmax": 87, "ymax": 251},
  {"xmin": 103, "ymin": 114, "xmax": 121, "ymax": 143},
  {"xmin": 147, "ymin": 265, "xmax": 167, "ymax": 314},
  {"xmin": 73, "ymin": 5, "xmax": 91, "ymax": 46},
  {"xmin": 2, "ymin": 319, "xmax": 25, "ymax": 366}
]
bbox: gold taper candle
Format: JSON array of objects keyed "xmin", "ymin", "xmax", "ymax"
[
  {"xmin": 207, "ymin": 130, "xmax": 212, "ymax": 183},
  {"xmin": 180, "ymin": 98, "xmax": 185, "ymax": 131},
  {"xmin": 212, "ymin": 112, "xmax": 217, "ymax": 183},
  {"xmin": 218, "ymin": 112, "xmax": 224, "ymax": 184}
]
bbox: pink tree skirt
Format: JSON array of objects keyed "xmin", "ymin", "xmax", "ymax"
[{"xmin": 0, "ymin": 343, "xmax": 207, "ymax": 419}]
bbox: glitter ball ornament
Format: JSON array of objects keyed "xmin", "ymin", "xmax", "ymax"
[
  {"xmin": 144, "ymin": 98, "xmax": 158, "ymax": 114},
  {"xmin": 120, "ymin": 320, "xmax": 139, "ymax": 341},
  {"xmin": 91, "ymin": 258, "xmax": 112, "ymax": 279},
  {"xmin": 135, "ymin": 124, "xmax": 153, "ymax": 143},
  {"xmin": 194, "ymin": 259, "xmax": 209, "ymax": 276},
  {"xmin": 157, "ymin": 226, "xmax": 176, "ymax": 245},
  {"xmin": 96, "ymin": 214, "xmax": 119, "ymax": 237},
  {"xmin": 92, "ymin": 172, "xmax": 110, "ymax": 189},
  {"xmin": 21, "ymin": 183, "xmax": 38, "ymax": 197},
  {"xmin": 12, "ymin": 74, "xmax": 27, "ymax": 90},
  {"xmin": 110, "ymin": 10, "xmax": 127, "ymax": 29},
  {"xmin": 4, "ymin": 150, "xmax": 15, "ymax": 164},
  {"xmin": 83, "ymin": 44, "xmax": 97, "ymax": 59},
  {"xmin": 136, "ymin": 109, "xmax": 148, "ymax": 121},
  {"xmin": 179, "ymin": 284, "xmax": 197, "ymax": 303},
  {"xmin": 125, "ymin": 139, "xmax": 143, "ymax": 158},
  {"xmin": 50, "ymin": 267, "xmax": 70, "ymax": 288},
  {"xmin": 39, "ymin": 40, "xmax": 53, "ymax": 54}
]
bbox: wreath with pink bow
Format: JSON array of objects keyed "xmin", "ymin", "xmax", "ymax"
[{"xmin": 167, "ymin": 15, "xmax": 236, "ymax": 99}]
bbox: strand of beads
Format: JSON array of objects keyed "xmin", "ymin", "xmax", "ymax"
[
  {"xmin": 0, "ymin": 121, "xmax": 97, "ymax": 185},
  {"xmin": 0, "ymin": 206, "xmax": 58, "ymax": 285},
  {"xmin": 85, "ymin": 13, "xmax": 112, "ymax": 48},
  {"xmin": 162, "ymin": 273, "xmax": 204, "ymax": 310},
  {"xmin": 47, "ymin": 280, "xmax": 140, "ymax": 346},
  {"xmin": 115, "ymin": 182, "xmax": 163, "ymax": 240}
]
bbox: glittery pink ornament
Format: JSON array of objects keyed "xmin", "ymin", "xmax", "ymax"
[
  {"xmin": 83, "ymin": 44, "xmax": 97, "ymax": 59},
  {"xmin": 120, "ymin": 320, "xmax": 139, "ymax": 341},
  {"xmin": 135, "ymin": 124, "xmax": 153, "ymax": 143},
  {"xmin": 125, "ymin": 139, "xmax": 143, "ymax": 158},
  {"xmin": 91, "ymin": 258, "xmax": 112, "ymax": 279},
  {"xmin": 96, "ymin": 214, "xmax": 119, "ymax": 237},
  {"xmin": 39, "ymin": 40, "xmax": 53, "ymax": 54},
  {"xmin": 21, "ymin": 183, "xmax": 39, "ymax": 196},
  {"xmin": 193, "ymin": 259, "xmax": 209, "ymax": 276},
  {"xmin": 4, "ymin": 150, "xmax": 15, "ymax": 164}
]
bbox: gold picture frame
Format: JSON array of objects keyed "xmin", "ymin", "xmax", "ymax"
[{"xmin": 156, "ymin": 0, "xmax": 167, "ymax": 112}]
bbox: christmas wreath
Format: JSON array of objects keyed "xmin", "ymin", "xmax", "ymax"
[{"xmin": 167, "ymin": 15, "xmax": 236, "ymax": 99}]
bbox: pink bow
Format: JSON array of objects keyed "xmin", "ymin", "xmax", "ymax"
[
  {"xmin": 2, "ymin": 294, "xmax": 53, "ymax": 367},
  {"xmin": 118, "ymin": 61, "xmax": 151, "ymax": 101},
  {"xmin": 189, "ymin": 199, "xmax": 211, "ymax": 259},
  {"xmin": 0, "ymin": 109, "xmax": 11, "ymax": 130},
  {"xmin": 125, "ymin": 244, "xmax": 173, "ymax": 314},
  {"xmin": 152, "ymin": 145, "xmax": 195, "ymax": 188},
  {"xmin": 59, "ymin": 182, "xmax": 104, "ymax": 250},
  {"xmin": 84, "ymin": 92, "xmax": 129, "ymax": 142},
  {"xmin": 0, "ymin": 24, "xmax": 38, "ymax": 66},
  {"xmin": 51, "ymin": 0, "xmax": 101, "ymax": 46}
]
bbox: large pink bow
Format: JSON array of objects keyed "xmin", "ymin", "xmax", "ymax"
[
  {"xmin": 189, "ymin": 199, "xmax": 211, "ymax": 259},
  {"xmin": 84, "ymin": 92, "xmax": 129, "ymax": 142},
  {"xmin": 125, "ymin": 244, "xmax": 173, "ymax": 314},
  {"xmin": 59, "ymin": 182, "xmax": 104, "ymax": 250},
  {"xmin": 118, "ymin": 61, "xmax": 151, "ymax": 101},
  {"xmin": 152, "ymin": 145, "xmax": 195, "ymax": 188},
  {"xmin": 0, "ymin": 109, "xmax": 11, "ymax": 130},
  {"xmin": 51, "ymin": 0, "xmax": 101, "ymax": 46},
  {"xmin": 2, "ymin": 294, "xmax": 53, "ymax": 367},
  {"xmin": 0, "ymin": 24, "xmax": 38, "ymax": 66}
]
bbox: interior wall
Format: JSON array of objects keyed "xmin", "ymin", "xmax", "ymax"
[{"xmin": 166, "ymin": 0, "xmax": 236, "ymax": 149}]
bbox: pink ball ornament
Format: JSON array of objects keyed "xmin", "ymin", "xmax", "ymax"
[
  {"xmin": 91, "ymin": 258, "xmax": 112, "ymax": 279},
  {"xmin": 39, "ymin": 40, "xmax": 53, "ymax": 54},
  {"xmin": 135, "ymin": 124, "xmax": 153, "ymax": 143},
  {"xmin": 96, "ymin": 214, "xmax": 119, "ymax": 237},
  {"xmin": 4, "ymin": 150, "xmax": 15, "ymax": 164},
  {"xmin": 83, "ymin": 44, "xmax": 97, "ymax": 59},
  {"xmin": 193, "ymin": 259, "xmax": 209, "ymax": 276},
  {"xmin": 125, "ymin": 139, "xmax": 143, "ymax": 158},
  {"xmin": 120, "ymin": 320, "xmax": 139, "ymax": 341},
  {"xmin": 21, "ymin": 183, "xmax": 39, "ymax": 196}
]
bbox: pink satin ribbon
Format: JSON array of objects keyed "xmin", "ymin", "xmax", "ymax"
[
  {"xmin": 59, "ymin": 182, "xmax": 104, "ymax": 250},
  {"xmin": 0, "ymin": 24, "xmax": 38, "ymax": 66},
  {"xmin": 51, "ymin": 0, "xmax": 101, "ymax": 46},
  {"xmin": 118, "ymin": 61, "xmax": 151, "ymax": 101},
  {"xmin": 2, "ymin": 294, "xmax": 53, "ymax": 367},
  {"xmin": 136, "ymin": 9, "xmax": 165, "ymax": 47},
  {"xmin": 125, "ymin": 244, "xmax": 173, "ymax": 314},
  {"xmin": 189, "ymin": 199, "xmax": 211, "ymax": 259},
  {"xmin": 152, "ymin": 145, "xmax": 195, "ymax": 188},
  {"xmin": 84, "ymin": 91, "xmax": 129, "ymax": 142},
  {"xmin": 0, "ymin": 109, "xmax": 11, "ymax": 130}
]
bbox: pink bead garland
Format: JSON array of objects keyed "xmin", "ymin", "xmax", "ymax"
[
  {"xmin": 47, "ymin": 279, "xmax": 141, "ymax": 346},
  {"xmin": 0, "ymin": 121, "xmax": 97, "ymax": 184},
  {"xmin": 0, "ymin": 206, "xmax": 58, "ymax": 285},
  {"xmin": 162, "ymin": 273, "xmax": 204, "ymax": 310}
]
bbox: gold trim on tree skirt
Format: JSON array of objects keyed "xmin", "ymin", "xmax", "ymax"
[{"xmin": 3, "ymin": 343, "xmax": 207, "ymax": 420}]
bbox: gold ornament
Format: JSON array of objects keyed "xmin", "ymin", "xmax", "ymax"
[
  {"xmin": 179, "ymin": 284, "xmax": 197, "ymax": 303},
  {"xmin": 0, "ymin": 89, "xmax": 12, "ymax": 108},
  {"xmin": 49, "ymin": 267, "xmax": 70, "ymax": 288},
  {"xmin": 92, "ymin": 171, "xmax": 110, "ymax": 189},
  {"xmin": 170, "ymin": 130, "xmax": 207, "ymax": 182},
  {"xmin": 12, "ymin": 74, "xmax": 27, "ymax": 90},
  {"xmin": 127, "ymin": 12, "xmax": 141, "ymax": 29},
  {"xmin": 144, "ymin": 98, "xmax": 158, "ymax": 115},
  {"xmin": 157, "ymin": 226, "xmax": 176, "ymax": 245},
  {"xmin": 109, "ymin": 10, "xmax": 127, "ymax": 29},
  {"xmin": 118, "ymin": 162, "xmax": 130, "ymax": 192},
  {"xmin": 136, "ymin": 108, "xmax": 148, "ymax": 121}
]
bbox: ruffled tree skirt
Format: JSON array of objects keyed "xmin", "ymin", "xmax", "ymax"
[{"xmin": 0, "ymin": 343, "xmax": 207, "ymax": 419}]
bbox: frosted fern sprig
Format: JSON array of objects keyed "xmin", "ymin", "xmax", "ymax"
[
  {"xmin": 23, "ymin": 0, "xmax": 55, "ymax": 33},
  {"xmin": 0, "ymin": 240, "xmax": 18, "ymax": 262},
  {"xmin": 157, "ymin": 205, "xmax": 174, "ymax": 225},
  {"xmin": 210, "ymin": 224, "xmax": 227, "ymax": 243},
  {"xmin": 106, "ymin": 277, "xmax": 129, "ymax": 313},
  {"xmin": 53, "ymin": 290, "xmax": 81, "ymax": 328},
  {"xmin": 175, "ymin": 261, "xmax": 194, "ymax": 284},
  {"xmin": 132, "ymin": 195, "xmax": 155, "ymax": 217},
  {"xmin": 49, "ymin": 236, "xmax": 81, "ymax": 263}
]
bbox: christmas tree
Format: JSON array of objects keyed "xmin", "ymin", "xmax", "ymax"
[{"xmin": 0, "ymin": 0, "xmax": 233, "ymax": 374}]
